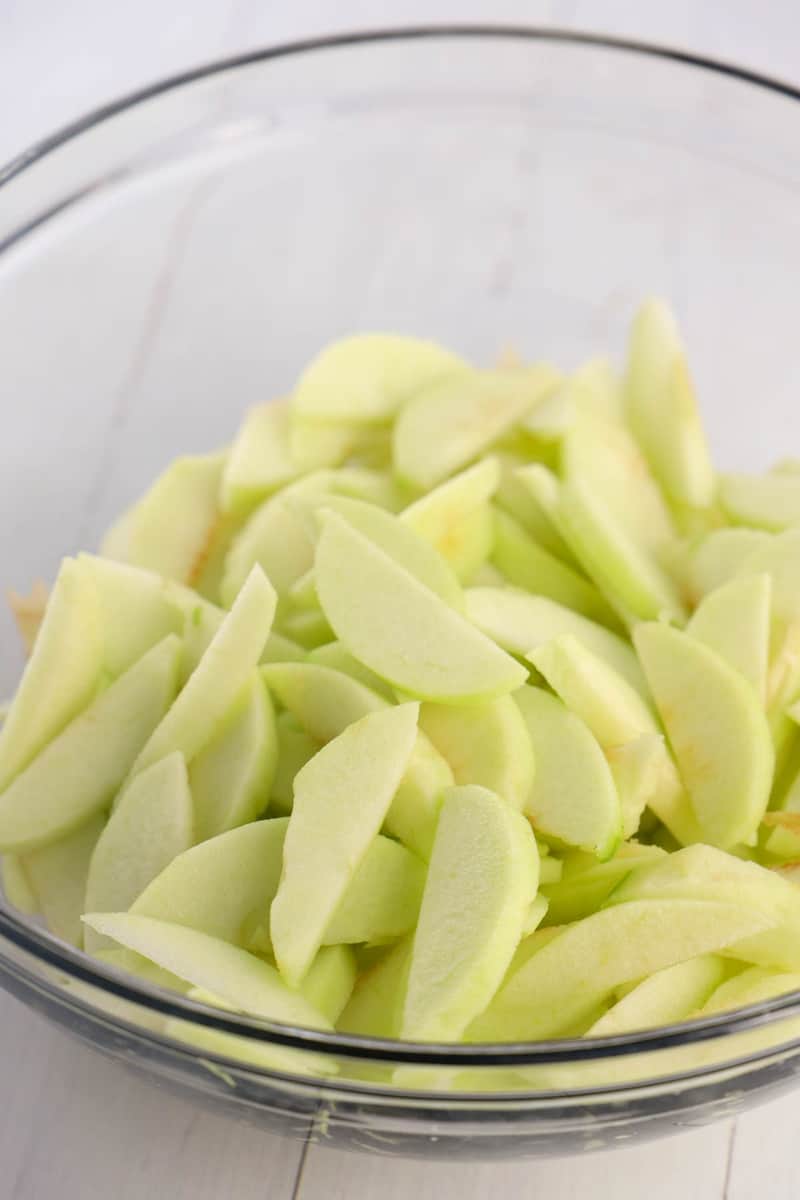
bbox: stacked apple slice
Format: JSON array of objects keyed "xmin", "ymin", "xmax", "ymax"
[{"xmin": 5, "ymin": 311, "xmax": 800, "ymax": 1087}]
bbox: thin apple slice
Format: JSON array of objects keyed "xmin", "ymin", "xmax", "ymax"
[
  {"xmin": 189, "ymin": 672, "xmax": 277, "ymax": 840},
  {"xmin": 685, "ymin": 528, "xmax": 772, "ymax": 603},
  {"xmin": 301, "ymin": 946, "xmax": 357, "ymax": 1024},
  {"xmin": 307, "ymin": 641, "xmax": 394, "ymax": 698},
  {"xmin": 322, "ymin": 837, "xmax": 425, "ymax": 945},
  {"xmin": 587, "ymin": 955, "xmax": 726, "ymax": 1036},
  {"xmin": 84, "ymin": 753, "xmax": 194, "ymax": 953},
  {"xmin": 22, "ymin": 813, "xmax": 106, "ymax": 946},
  {"xmin": 467, "ymin": 899, "xmax": 771, "ymax": 1041},
  {"xmin": 700, "ymin": 965, "xmax": 800, "ymax": 1014},
  {"xmin": 292, "ymin": 334, "xmax": 467, "ymax": 425},
  {"xmin": 289, "ymin": 417, "xmax": 391, "ymax": 472},
  {"xmin": 263, "ymin": 662, "xmax": 384, "ymax": 739},
  {"xmin": 0, "ymin": 635, "xmax": 180, "ymax": 854},
  {"xmin": 400, "ymin": 458, "xmax": 500, "ymax": 580},
  {"xmin": 515, "ymin": 686, "xmax": 621, "ymax": 858},
  {"xmin": 419, "ymin": 696, "xmax": 535, "ymax": 811},
  {"xmin": 337, "ymin": 938, "xmax": 413, "ymax": 1038},
  {"xmin": 221, "ymin": 400, "xmax": 298, "ymax": 514},
  {"xmin": 634, "ymin": 622, "xmax": 774, "ymax": 848},
  {"xmin": 402, "ymin": 785, "xmax": 538, "ymax": 1041},
  {"xmin": 624, "ymin": 299, "xmax": 715, "ymax": 511},
  {"xmin": 261, "ymin": 631, "xmax": 306, "ymax": 665},
  {"xmin": 491, "ymin": 507, "xmax": 615, "ymax": 625},
  {"xmin": 102, "ymin": 452, "xmax": 226, "ymax": 584},
  {"xmin": 720, "ymin": 471, "xmax": 800, "ymax": 532},
  {"xmin": 606, "ymin": 734, "xmax": 670, "ymax": 838},
  {"xmin": 82, "ymin": 912, "xmax": 332, "ymax": 1029},
  {"xmin": 270, "ymin": 715, "xmax": 319, "ymax": 814},
  {"xmin": 132, "ymin": 567, "xmax": 276, "ymax": 776},
  {"xmin": 0, "ymin": 557, "xmax": 103, "ymax": 790},
  {"xmin": 687, "ymin": 574, "xmax": 771, "ymax": 702},
  {"xmin": 464, "ymin": 585, "xmax": 646, "ymax": 696},
  {"xmin": 94, "ymin": 946, "xmax": 190, "ymax": 993},
  {"xmin": 393, "ymin": 366, "xmax": 559, "ymax": 492},
  {"xmin": 270, "ymin": 704, "xmax": 420, "ymax": 987},
  {"xmin": 314, "ymin": 512, "xmax": 527, "ymax": 702},
  {"xmin": 541, "ymin": 843, "xmax": 667, "ymax": 925},
  {"xmin": 494, "ymin": 454, "xmax": 576, "ymax": 564}
]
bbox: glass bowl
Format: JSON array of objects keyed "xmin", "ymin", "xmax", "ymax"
[{"xmin": 3, "ymin": 27, "xmax": 800, "ymax": 1161}]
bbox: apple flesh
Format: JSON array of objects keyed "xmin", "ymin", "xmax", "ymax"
[
  {"xmin": 221, "ymin": 399, "xmax": 298, "ymax": 514},
  {"xmin": 23, "ymin": 813, "xmax": 106, "ymax": 946},
  {"xmin": 400, "ymin": 458, "xmax": 500, "ymax": 580},
  {"xmin": 687, "ymin": 573, "xmax": 771, "ymax": 703},
  {"xmin": 586, "ymin": 955, "xmax": 726, "ymax": 1036}
]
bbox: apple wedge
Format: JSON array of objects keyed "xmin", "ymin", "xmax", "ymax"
[
  {"xmin": 307, "ymin": 641, "xmax": 394, "ymax": 697},
  {"xmin": 700, "ymin": 965, "xmax": 800, "ymax": 1015},
  {"xmin": 221, "ymin": 399, "xmax": 298, "ymax": 514},
  {"xmin": 720, "ymin": 471, "xmax": 800, "ymax": 532},
  {"xmin": 84, "ymin": 753, "xmax": 194, "ymax": 952},
  {"xmin": 685, "ymin": 528, "xmax": 772, "ymax": 603},
  {"xmin": 301, "ymin": 946, "xmax": 357, "ymax": 1024},
  {"xmin": 586, "ymin": 955, "xmax": 726, "ymax": 1036},
  {"xmin": 82, "ymin": 912, "xmax": 332, "ymax": 1029},
  {"xmin": 467, "ymin": 898, "xmax": 772, "ymax": 1042},
  {"xmin": 402, "ymin": 785, "xmax": 538, "ymax": 1041},
  {"xmin": 132, "ymin": 566, "xmax": 276, "ymax": 776},
  {"xmin": 541, "ymin": 842, "xmax": 667, "ymax": 925},
  {"xmin": 322, "ymin": 837, "xmax": 425, "ymax": 945},
  {"xmin": 687, "ymin": 573, "xmax": 771, "ymax": 703},
  {"xmin": 2, "ymin": 855, "xmax": 38, "ymax": 915},
  {"xmin": 634, "ymin": 622, "xmax": 774, "ymax": 848},
  {"xmin": 21, "ymin": 813, "xmax": 106, "ymax": 946},
  {"xmin": 515, "ymin": 686, "xmax": 621, "ymax": 858},
  {"xmin": 400, "ymin": 458, "xmax": 500, "ymax": 580},
  {"xmin": 337, "ymin": 938, "xmax": 413, "ymax": 1038},
  {"xmin": 270, "ymin": 714, "xmax": 319, "ymax": 814},
  {"xmin": 314, "ymin": 512, "xmax": 527, "ymax": 702},
  {"xmin": 270, "ymin": 704, "xmax": 420, "ymax": 986},
  {"xmin": 0, "ymin": 635, "xmax": 180, "ymax": 853}
]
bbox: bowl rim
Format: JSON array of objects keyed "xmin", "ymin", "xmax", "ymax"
[{"xmin": 3, "ymin": 22, "xmax": 800, "ymax": 1083}]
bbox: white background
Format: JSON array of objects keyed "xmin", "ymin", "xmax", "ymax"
[{"xmin": 2, "ymin": 3, "xmax": 800, "ymax": 1198}]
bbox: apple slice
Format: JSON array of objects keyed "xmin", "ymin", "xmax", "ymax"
[
  {"xmin": 541, "ymin": 842, "xmax": 667, "ymax": 925},
  {"xmin": 84, "ymin": 752, "xmax": 194, "ymax": 952},
  {"xmin": 314, "ymin": 512, "xmax": 527, "ymax": 702},
  {"xmin": 606, "ymin": 734, "xmax": 671, "ymax": 838},
  {"xmin": 624, "ymin": 299, "xmax": 715, "ymax": 511},
  {"xmin": 402, "ymin": 785, "xmax": 538, "ymax": 1041},
  {"xmin": 587, "ymin": 955, "xmax": 726, "ymax": 1036},
  {"xmin": 764, "ymin": 769, "xmax": 800, "ymax": 859},
  {"xmin": 307, "ymin": 641, "xmax": 394, "ymax": 697},
  {"xmin": 221, "ymin": 399, "xmax": 298, "ymax": 514},
  {"xmin": 337, "ymin": 938, "xmax": 413, "ymax": 1038},
  {"xmin": 400, "ymin": 458, "xmax": 500, "ymax": 580},
  {"xmin": 393, "ymin": 366, "xmax": 559, "ymax": 492},
  {"xmin": 82, "ymin": 912, "xmax": 332, "ymax": 1029},
  {"xmin": 102, "ymin": 452, "xmax": 226, "ymax": 584},
  {"xmin": 322, "ymin": 837, "xmax": 425, "ymax": 945},
  {"xmin": 292, "ymin": 334, "xmax": 467, "ymax": 425},
  {"xmin": 419, "ymin": 696, "xmax": 535, "ymax": 812},
  {"xmin": 700, "ymin": 965, "xmax": 800, "ymax": 1014},
  {"xmin": 189, "ymin": 672, "xmax": 277, "ymax": 840},
  {"xmin": 515, "ymin": 686, "xmax": 621, "ymax": 858},
  {"xmin": 21, "ymin": 813, "xmax": 106, "ymax": 946},
  {"xmin": 687, "ymin": 574, "xmax": 771, "ymax": 702},
  {"xmin": 685, "ymin": 528, "xmax": 772, "ymax": 603},
  {"xmin": 467, "ymin": 898, "xmax": 771, "ymax": 1042},
  {"xmin": 491, "ymin": 507, "xmax": 615, "ymax": 626},
  {"xmin": 270, "ymin": 704, "xmax": 420, "ymax": 986},
  {"xmin": 2, "ymin": 855, "xmax": 38, "ymax": 915},
  {"xmin": 0, "ymin": 635, "xmax": 180, "ymax": 853},
  {"xmin": 271, "ymin": 715, "xmax": 319, "ymax": 815},
  {"xmin": 301, "ymin": 946, "xmax": 357, "ymax": 1024},
  {"xmin": 289, "ymin": 417, "xmax": 390, "ymax": 472},
  {"xmin": 634, "ymin": 622, "xmax": 774, "ymax": 848},
  {"xmin": 94, "ymin": 946, "xmax": 190, "ymax": 994},
  {"xmin": 464, "ymin": 585, "xmax": 646, "ymax": 696},
  {"xmin": 720, "ymin": 471, "xmax": 800, "ymax": 532},
  {"xmin": 132, "ymin": 566, "xmax": 276, "ymax": 776},
  {"xmin": 0, "ymin": 557, "xmax": 103, "ymax": 791}
]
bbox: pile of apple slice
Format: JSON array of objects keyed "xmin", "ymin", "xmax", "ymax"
[{"xmin": 5, "ymin": 300, "xmax": 800, "ymax": 1088}]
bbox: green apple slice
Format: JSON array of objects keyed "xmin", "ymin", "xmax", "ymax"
[
  {"xmin": 337, "ymin": 938, "xmax": 413, "ymax": 1038},
  {"xmin": 82, "ymin": 912, "xmax": 332, "ymax": 1029},
  {"xmin": 189, "ymin": 672, "xmax": 277, "ymax": 840},
  {"xmin": 261, "ymin": 630, "xmax": 306, "ymax": 665},
  {"xmin": 491, "ymin": 507, "xmax": 616, "ymax": 626},
  {"xmin": 720, "ymin": 471, "xmax": 800, "ymax": 532},
  {"xmin": 314, "ymin": 512, "xmax": 527, "ymax": 702},
  {"xmin": 292, "ymin": 334, "xmax": 467, "ymax": 425},
  {"xmin": 393, "ymin": 366, "xmax": 559, "ymax": 492},
  {"xmin": 307, "ymin": 641, "xmax": 394, "ymax": 697},
  {"xmin": 221, "ymin": 400, "xmax": 298, "ymax": 514},
  {"xmin": 419, "ymin": 696, "xmax": 535, "ymax": 811},
  {"xmin": 400, "ymin": 458, "xmax": 500, "ymax": 579},
  {"xmin": 102, "ymin": 452, "xmax": 226, "ymax": 585},
  {"xmin": 467, "ymin": 898, "xmax": 771, "ymax": 1041},
  {"xmin": 2, "ymin": 855, "xmax": 38, "ymax": 914},
  {"xmin": 700, "ymin": 965, "xmax": 800, "ymax": 1014},
  {"xmin": 587, "ymin": 955, "xmax": 726, "ymax": 1036},
  {"xmin": 634, "ymin": 622, "xmax": 774, "ymax": 848},
  {"xmin": 22, "ymin": 813, "xmax": 106, "ymax": 946},
  {"xmin": 270, "ymin": 703, "xmax": 420, "ymax": 986},
  {"xmin": 514, "ymin": 686, "xmax": 621, "ymax": 858},
  {"xmin": 687, "ymin": 573, "xmax": 771, "ymax": 702},
  {"xmin": 132, "ymin": 566, "xmax": 276, "ymax": 776},
  {"xmin": 84, "ymin": 753, "xmax": 194, "ymax": 952},
  {"xmin": 275, "ymin": 607, "xmax": 332, "ymax": 649},
  {"xmin": 541, "ymin": 842, "xmax": 667, "ymax": 925},
  {"xmin": 322, "ymin": 837, "xmax": 425, "ymax": 945},
  {"xmin": 289, "ymin": 417, "xmax": 391, "ymax": 472},
  {"xmin": 624, "ymin": 299, "xmax": 715, "ymax": 510},
  {"xmin": 464, "ymin": 585, "xmax": 646, "ymax": 696},
  {"xmin": 402, "ymin": 785, "xmax": 538, "ymax": 1041},
  {"xmin": 301, "ymin": 945, "xmax": 357, "ymax": 1024},
  {"xmin": 494, "ymin": 454, "xmax": 576, "ymax": 564},
  {"xmin": 0, "ymin": 557, "xmax": 103, "ymax": 790},
  {"xmin": 606, "ymin": 734, "xmax": 670, "ymax": 838},
  {"xmin": 685, "ymin": 528, "xmax": 772, "ymax": 604},
  {"xmin": 270, "ymin": 715, "xmax": 319, "ymax": 814},
  {"xmin": 0, "ymin": 635, "xmax": 180, "ymax": 853},
  {"xmin": 94, "ymin": 946, "xmax": 190, "ymax": 994}
]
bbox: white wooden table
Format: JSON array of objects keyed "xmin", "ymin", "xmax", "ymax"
[{"xmin": 2, "ymin": 2, "xmax": 800, "ymax": 1196}]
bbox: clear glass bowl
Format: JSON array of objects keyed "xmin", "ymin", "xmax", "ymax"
[{"xmin": 3, "ymin": 27, "xmax": 800, "ymax": 1160}]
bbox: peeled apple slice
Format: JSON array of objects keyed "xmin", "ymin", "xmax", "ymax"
[
  {"xmin": 687, "ymin": 573, "xmax": 771, "ymax": 702},
  {"xmin": 307, "ymin": 641, "xmax": 394, "ymax": 697},
  {"xmin": 685, "ymin": 528, "xmax": 772, "ymax": 603},
  {"xmin": 393, "ymin": 366, "xmax": 559, "ymax": 492},
  {"xmin": 720, "ymin": 471, "xmax": 800, "ymax": 532},
  {"xmin": 541, "ymin": 843, "xmax": 667, "ymax": 925},
  {"xmin": 314, "ymin": 512, "xmax": 527, "ymax": 702},
  {"xmin": 401, "ymin": 785, "xmax": 538, "ymax": 1041},
  {"xmin": 84, "ymin": 753, "xmax": 194, "ymax": 952},
  {"xmin": 700, "ymin": 965, "xmax": 800, "ymax": 1015},
  {"xmin": 634, "ymin": 622, "xmax": 774, "ymax": 848},
  {"xmin": 322, "ymin": 837, "xmax": 425, "ymax": 946},
  {"xmin": 22, "ymin": 813, "xmax": 106, "ymax": 946},
  {"xmin": 338, "ymin": 938, "xmax": 413, "ymax": 1039},
  {"xmin": 82, "ymin": 912, "xmax": 332, "ymax": 1030},
  {"xmin": 302, "ymin": 945, "xmax": 357, "ymax": 1024},
  {"xmin": 292, "ymin": 334, "xmax": 467, "ymax": 425},
  {"xmin": 400, "ymin": 458, "xmax": 500, "ymax": 579},
  {"xmin": 270, "ymin": 715, "xmax": 318, "ymax": 814},
  {"xmin": 586, "ymin": 955, "xmax": 726, "ymax": 1036},
  {"xmin": 515, "ymin": 686, "xmax": 621, "ymax": 858},
  {"xmin": 270, "ymin": 704, "xmax": 420, "ymax": 987},
  {"xmin": 0, "ymin": 636, "xmax": 180, "ymax": 853},
  {"xmin": 221, "ymin": 400, "xmax": 297, "ymax": 514}
]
